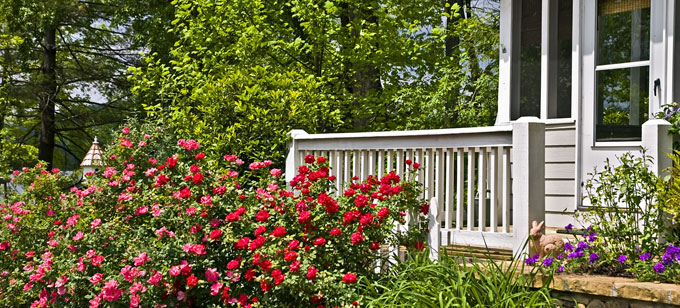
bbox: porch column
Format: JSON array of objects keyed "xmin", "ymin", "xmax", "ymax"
[
  {"xmin": 512, "ymin": 117, "xmax": 546, "ymax": 256},
  {"xmin": 641, "ymin": 119, "xmax": 672, "ymax": 176}
]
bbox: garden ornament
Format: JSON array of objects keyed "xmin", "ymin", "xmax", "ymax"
[{"xmin": 530, "ymin": 220, "xmax": 565, "ymax": 258}]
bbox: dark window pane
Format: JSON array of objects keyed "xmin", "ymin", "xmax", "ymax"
[
  {"xmin": 518, "ymin": 0, "xmax": 542, "ymax": 119},
  {"xmin": 596, "ymin": 66, "xmax": 649, "ymax": 141},
  {"xmin": 597, "ymin": 0, "xmax": 650, "ymax": 65},
  {"xmin": 556, "ymin": 0, "xmax": 572, "ymax": 118}
]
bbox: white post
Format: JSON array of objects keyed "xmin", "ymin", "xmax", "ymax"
[
  {"xmin": 641, "ymin": 119, "xmax": 672, "ymax": 176},
  {"xmin": 641, "ymin": 119, "xmax": 672, "ymax": 244},
  {"xmin": 512, "ymin": 117, "xmax": 545, "ymax": 256},
  {"xmin": 427, "ymin": 197, "xmax": 440, "ymax": 261},
  {"xmin": 285, "ymin": 130, "xmax": 308, "ymax": 185}
]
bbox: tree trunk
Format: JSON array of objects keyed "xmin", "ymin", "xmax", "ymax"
[
  {"xmin": 339, "ymin": 3, "xmax": 383, "ymax": 130},
  {"xmin": 38, "ymin": 27, "xmax": 57, "ymax": 168},
  {"xmin": 444, "ymin": 0, "xmax": 467, "ymax": 126}
]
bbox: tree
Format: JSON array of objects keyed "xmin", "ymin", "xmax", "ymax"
[
  {"xmin": 130, "ymin": 0, "xmax": 500, "ymax": 166},
  {"xmin": 0, "ymin": 0, "xmax": 175, "ymax": 169}
]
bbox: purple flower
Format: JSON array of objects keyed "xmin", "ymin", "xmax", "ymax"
[
  {"xmin": 525, "ymin": 254, "xmax": 539, "ymax": 265},
  {"xmin": 587, "ymin": 233, "xmax": 597, "ymax": 242},
  {"xmin": 617, "ymin": 255, "xmax": 627, "ymax": 264},
  {"xmin": 576, "ymin": 241, "xmax": 589, "ymax": 251},
  {"xmin": 666, "ymin": 245, "xmax": 680, "ymax": 258},
  {"xmin": 564, "ymin": 224, "xmax": 573, "ymax": 232},
  {"xmin": 564, "ymin": 242, "xmax": 574, "ymax": 252},
  {"xmin": 568, "ymin": 251, "xmax": 584, "ymax": 259},
  {"xmin": 640, "ymin": 252, "xmax": 651, "ymax": 261},
  {"xmin": 558, "ymin": 266, "xmax": 564, "ymax": 272},
  {"xmin": 662, "ymin": 253, "xmax": 673, "ymax": 265},
  {"xmin": 589, "ymin": 252, "xmax": 599, "ymax": 264},
  {"xmin": 654, "ymin": 262, "xmax": 665, "ymax": 273},
  {"xmin": 543, "ymin": 257, "xmax": 553, "ymax": 267}
]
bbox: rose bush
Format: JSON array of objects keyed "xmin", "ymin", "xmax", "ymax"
[{"xmin": 0, "ymin": 125, "xmax": 427, "ymax": 307}]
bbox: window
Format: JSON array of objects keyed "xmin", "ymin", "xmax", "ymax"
[
  {"xmin": 555, "ymin": 0, "xmax": 573, "ymax": 118},
  {"xmin": 595, "ymin": 0, "xmax": 650, "ymax": 141},
  {"xmin": 516, "ymin": 0, "xmax": 542, "ymax": 119},
  {"xmin": 513, "ymin": 0, "xmax": 573, "ymax": 120}
]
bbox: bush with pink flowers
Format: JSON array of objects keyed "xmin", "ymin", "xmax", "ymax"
[{"xmin": 0, "ymin": 124, "xmax": 427, "ymax": 307}]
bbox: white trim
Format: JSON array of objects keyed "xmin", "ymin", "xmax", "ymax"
[
  {"xmin": 650, "ymin": 0, "xmax": 668, "ymax": 115},
  {"xmin": 497, "ymin": 0, "xmax": 514, "ymax": 124},
  {"xmin": 592, "ymin": 141, "xmax": 643, "ymax": 148},
  {"xmin": 666, "ymin": 0, "xmax": 676, "ymax": 103},
  {"xmin": 573, "ymin": 0, "xmax": 583, "ymax": 211},
  {"xmin": 295, "ymin": 125, "xmax": 513, "ymax": 140},
  {"xmin": 594, "ymin": 60, "xmax": 650, "ymax": 71}
]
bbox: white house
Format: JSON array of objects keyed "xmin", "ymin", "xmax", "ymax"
[{"xmin": 286, "ymin": 0, "xmax": 676, "ymax": 256}]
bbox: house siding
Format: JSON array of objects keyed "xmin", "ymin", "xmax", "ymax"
[{"xmin": 544, "ymin": 122, "xmax": 579, "ymax": 228}]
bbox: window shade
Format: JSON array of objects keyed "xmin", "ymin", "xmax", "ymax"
[{"xmin": 598, "ymin": 0, "xmax": 650, "ymax": 16}]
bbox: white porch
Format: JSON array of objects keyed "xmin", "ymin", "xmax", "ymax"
[{"xmin": 285, "ymin": 118, "xmax": 671, "ymax": 256}]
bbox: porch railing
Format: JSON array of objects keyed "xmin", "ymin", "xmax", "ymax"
[{"xmin": 286, "ymin": 117, "xmax": 547, "ymax": 257}]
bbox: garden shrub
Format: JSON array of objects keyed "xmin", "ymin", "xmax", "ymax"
[
  {"xmin": 0, "ymin": 125, "xmax": 427, "ymax": 307},
  {"xmin": 579, "ymin": 150, "xmax": 665, "ymax": 262}
]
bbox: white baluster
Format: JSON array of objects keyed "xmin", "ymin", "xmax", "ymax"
[
  {"xmin": 467, "ymin": 147, "xmax": 475, "ymax": 231},
  {"xmin": 489, "ymin": 147, "xmax": 498, "ymax": 233},
  {"xmin": 502, "ymin": 147, "xmax": 511, "ymax": 234},
  {"xmin": 456, "ymin": 148, "xmax": 464, "ymax": 231}
]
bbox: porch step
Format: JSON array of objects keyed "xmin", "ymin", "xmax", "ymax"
[{"xmin": 443, "ymin": 244, "xmax": 513, "ymax": 261}]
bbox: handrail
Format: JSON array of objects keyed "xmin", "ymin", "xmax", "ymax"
[{"xmin": 293, "ymin": 125, "xmax": 513, "ymax": 151}]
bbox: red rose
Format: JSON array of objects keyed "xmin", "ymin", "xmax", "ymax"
[
  {"xmin": 270, "ymin": 227, "xmax": 287, "ymax": 237},
  {"xmin": 234, "ymin": 237, "xmax": 250, "ymax": 250},
  {"xmin": 350, "ymin": 232, "xmax": 364, "ymax": 245},
  {"xmin": 272, "ymin": 269, "xmax": 285, "ymax": 285},
  {"xmin": 304, "ymin": 154, "xmax": 315, "ymax": 164},
  {"xmin": 178, "ymin": 187, "xmax": 192, "ymax": 199},
  {"xmin": 329, "ymin": 228, "xmax": 342, "ymax": 236},
  {"xmin": 359, "ymin": 213, "xmax": 374, "ymax": 226},
  {"xmin": 288, "ymin": 239, "xmax": 300, "ymax": 250},
  {"xmin": 306, "ymin": 266, "xmax": 317, "ymax": 280},
  {"xmin": 186, "ymin": 275, "xmax": 198, "ymax": 288},
  {"xmin": 245, "ymin": 268, "xmax": 256, "ymax": 281},
  {"xmin": 190, "ymin": 165, "xmax": 201, "ymax": 174},
  {"xmin": 354, "ymin": 195, "xmax": 369, "ymax": 207},
  {"xmin": 342, "ymin": 272, "xmax": 357, "ymax": 284},
  {"xmin": 298, "ymin": 211, "xmax": 311, "ymax": 224},
  {"xmin": 255, "ymin": 210, "xmax": 270, "ymax": 222},
  {"xmin": 254, "ymin": 225, "xmax": 267, "ymax": 236},
  {"xmin": 195, "ymin": 152, "xmax": 205, "ymax": 160},
  {"xmin": 414, "ymin": 241, "xmax": 425, "ymax": 251},
  {"xmin": 317, "ymin": 156, "xmax": 326, "ymax": 163},
  {"xmin": 284, "ymin": 251, "xmax": 298, "ymax": 262},
  {"xmin": 371, "ymin": 242, "xmax": 381, "ymax": 250},
  {"xmin": 313, "ymin": 237, "xmax": 326, "ymax": 246},
  {"xmin": 377, "ymin": 208, "xmax": 389, "ymax": 218},
  {"xmin": 289, "ymin": 260, "xmax": 301, "ymax": 272},
  {"xmin": 192, "ymin": 173, "xmax": 204, "ymax": 185},
  {"xmin": 210, "ymin": 229, "xmax": 222, "ymax": 241}
]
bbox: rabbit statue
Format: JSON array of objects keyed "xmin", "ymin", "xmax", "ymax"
[{"xmin": 529, "ymin": 220, "xmax": 565, "ymax": 258}]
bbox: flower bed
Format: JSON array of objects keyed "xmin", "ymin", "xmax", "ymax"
[
  {"xmin": 0, "ymin": 125, "xmax": 428, "ymax": 307},
  {"xmin": 525, "ymin": 151, "xmax": 680, "ymax": 284}
]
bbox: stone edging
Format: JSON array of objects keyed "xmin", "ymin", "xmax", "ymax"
[{"xmin": 546, "ymin": 274, "xmax": 680, "ymax": 306}]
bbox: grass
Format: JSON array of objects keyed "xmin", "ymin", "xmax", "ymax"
[{"xmin": 359, "ymin": 251, "xmax": 556, "ymax": 308}]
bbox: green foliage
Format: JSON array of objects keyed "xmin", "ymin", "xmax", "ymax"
[
  {"xmin": 359, "ymin": 252, "xmax": 555, "ymax": 308},
  {"xmin": 659, "ymin": 151, "xmax": 680, "ymax": 242},
  {"xmin": 130, "ymin": 0, "xmax": 500, "ymax": 166},
  {"xmin": 0, "ymin": 0, "xmax": 175, "ymax": 169},
  {"xmin": 579, "ymin": 151, "xmax": 665, "ymax": 267}
]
